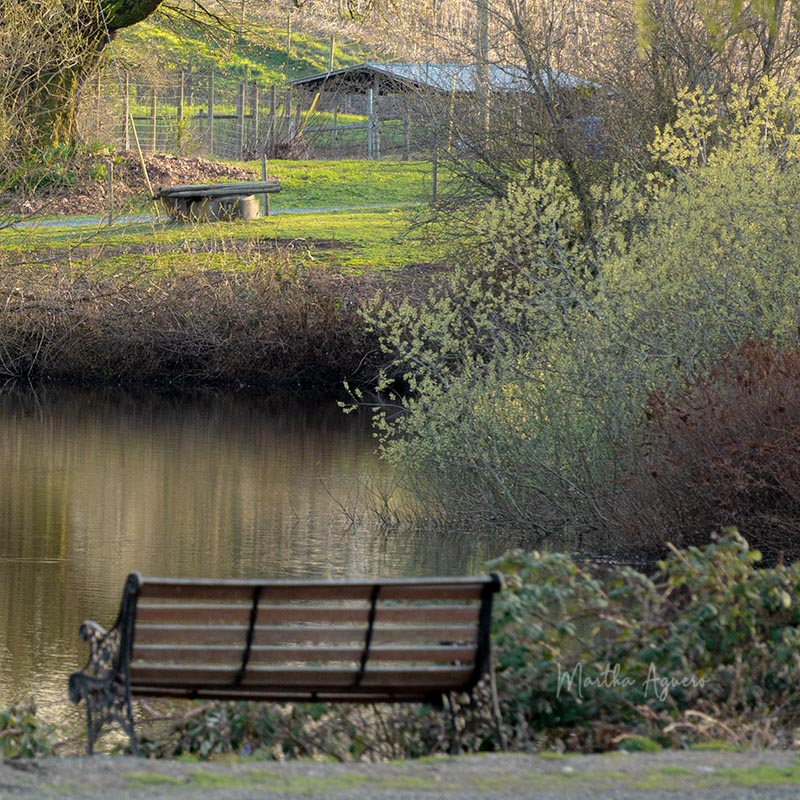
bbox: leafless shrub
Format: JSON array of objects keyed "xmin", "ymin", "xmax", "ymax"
[
  {"xmin": 615, "ymin": 341, "xmax": 800, "ymax": 562},
  {"xmin": 0, "ymin": 251, "xmax": 387, "ymax": 389}
]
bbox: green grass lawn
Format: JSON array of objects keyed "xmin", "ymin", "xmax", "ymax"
[
  {"xmin": 1, "ymin": 208, "xmax": 441, "ymax": 275},
  {"xmin": 250, "ymin": 159, "xmax": 437, "ymax": 210},
  {"xmin": 116, "ymin": 15, "xmax": 371, "ymax": 88},
  {"xmin": 0, "ymin": 161, "xmax": 444, "ymax": 274}
]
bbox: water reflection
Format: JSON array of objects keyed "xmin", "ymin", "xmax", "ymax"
[{"xmin": 0, "ymin": 386, "xmax": 482, "ymax": 709}]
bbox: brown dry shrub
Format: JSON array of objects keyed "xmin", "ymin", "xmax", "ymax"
[
  {"xmin": 0, "ymin": 253, "xmax": 386, "ymax": 389},
  {"xmin": 617, "ymin": 341, "xmax": 800, "ymax": 562}
]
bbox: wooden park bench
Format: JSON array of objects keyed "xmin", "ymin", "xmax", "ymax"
[
  {"xmin": 156, "ymin": 180, "xmax": 281, "ymax": 221},
  {"xmin": 68, "ymin": 572, "xmax": 504, "ymax": 755}
]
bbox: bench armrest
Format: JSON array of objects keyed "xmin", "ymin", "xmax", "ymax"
[{"xmin": 68, "ymin": 620, "xmax": 123, "ymax": 703}]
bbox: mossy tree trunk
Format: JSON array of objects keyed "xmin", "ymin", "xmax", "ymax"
[{"xmin": 6, "ymin": 0, "xmax": 166, "ymax": 150}]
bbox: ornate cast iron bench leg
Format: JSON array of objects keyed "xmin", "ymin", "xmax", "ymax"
[{"xmin": 68, "ymin": 621, "xmax": 137, "ymax": 755}]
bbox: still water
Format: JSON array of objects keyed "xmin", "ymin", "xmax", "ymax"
[{"xmin": 0, "ymin": 386, "xmax": 484, "ymax": 711}]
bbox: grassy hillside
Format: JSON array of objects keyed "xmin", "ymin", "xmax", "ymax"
[{"xmin": 114, "ymin": 11, "xmax": 374, "ymax": 88}]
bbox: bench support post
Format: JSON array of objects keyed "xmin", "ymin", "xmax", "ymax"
[
  {"xmin": 488, "ymin": 654, "xmax": 507, "ymax": 751},
  {"xmin": 81, "ymin": 676, "xmax": 137, "ymax": 755},
  {"xmin": 443, "ymin": 692, "xmax": 462, "ymax": 755},
  {"xmin": 68, "ymin": 573, "xmax": 141, "ymax": 755}
]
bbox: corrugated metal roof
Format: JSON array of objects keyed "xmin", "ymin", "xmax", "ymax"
[{"xmin": 290, "ymin": 62, "xmax": 592, "ymax": 93}]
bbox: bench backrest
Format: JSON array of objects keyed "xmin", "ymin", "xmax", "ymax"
[{"xmin": 119, "ymin": 573, "xmax": 501, "ymax": 704}]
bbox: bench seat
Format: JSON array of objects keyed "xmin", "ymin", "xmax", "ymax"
[{"xmin": 68, "ymin": 572, "xmax": 503, "ymax": 754}]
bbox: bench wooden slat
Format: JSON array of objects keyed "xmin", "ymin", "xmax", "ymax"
[
  {"xmin": 131, "ymin": 663, "xmax": 474, "ymax": 690},
  {"xmin": 135, "ymin": 604, "xmax": 479, "ymax": 625},
  {"xmin": 132, "ymin": 643, "xmax": 477, "ymax": 666},
  {"xmin": 136, "ymin": 605, "xmax": 251, "ymax": 625},
  {"xmin": 157, "ymin": 181, "xmax": 280, "ymax": 196},
  {"xmin": 138, "ymin": 578, "xmax": 492, "ymax": 604},
  {"xmin": 134, "ymin": 624, "xmax": 478, "ymax": 646}
]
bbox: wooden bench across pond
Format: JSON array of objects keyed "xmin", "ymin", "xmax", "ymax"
[
  {"xmin": 68, "ymin": 572, "xmax": 504, "ymax": 754},
  {"xmin": 156, "ymin": 180, "xmax": 281, "ymax": 221}
]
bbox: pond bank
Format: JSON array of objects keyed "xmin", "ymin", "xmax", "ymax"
[
  {"xmin": 2, "ymin": 750, "xmax": 799, "ymax": 799},
  {"xmin": 0, "ymin": 258, "xmax": 389, "ymax": 389}
]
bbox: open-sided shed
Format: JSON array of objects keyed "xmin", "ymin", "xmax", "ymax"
[
  {"xmin": 289, "ymin": 62, "xmax": 599, "ymax": 159},
  {"xmin": 291, "ymin": 62, "xmax": 588, "ymax": 95}
]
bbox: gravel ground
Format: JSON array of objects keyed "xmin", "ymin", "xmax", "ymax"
[{"xmin": 2, "ymin": 750, "xmax": 800, "ymax": 799}]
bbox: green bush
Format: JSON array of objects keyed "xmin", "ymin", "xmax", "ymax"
[
  {"xmin": 489, "ymin": 532, "xmax": 800, "ymax": 750},
  {"xmin": 134, "ymin": 534, "xmax": 800, "ymax": 757},
  {"xmin": 4, "ymin": 142, "xmax": 117, "ymax": 195},
  {"xmin": 137, "ymin": 700, "xmax": 453, "ymax": 761},
  {"xmin": 0, "ymin": 699, "xmax": 58, "ymax": 758}
]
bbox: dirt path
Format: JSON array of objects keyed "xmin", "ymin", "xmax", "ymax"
[
  {"xmin": 2, "ymin": 750, "xmax": 800, "ymax": 799},
  {"xmin": 9, "ymin": 202, "xmax": 419, "ymax": 228}
]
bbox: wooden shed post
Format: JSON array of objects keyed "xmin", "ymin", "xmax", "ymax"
[
  {"xmin": 367, "ymin": 88, "xmax": 375, "ymax": 160},
  {"xmin": 208, "ymin": 70, "xmax": 215, "ymax": 156},
  {"xmin": 372, "ymin": 76, "xmax": 380, "ymax": 160}
]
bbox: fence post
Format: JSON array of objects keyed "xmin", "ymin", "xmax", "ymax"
[
  {"xmin": 177, "ymin": 71, "xmax": 185, "ymax": 153},
  {"xmin": 208, "ymin": 70, "xmax": 215, "ymax": 156},
  {"xmin": 252, "ymin": 84, "xmax": 260, "ymax": 150},
  {"xmin": 261, "ymin": 154, "xmax": 270, "ymax": 216},
  {"xmin": 432, "ymin": 138, "xmax": 439, "ymax": 203},
  {"xmin": 96, "ymin": 71, "xmax": 102, "ymax": 139},
  {"xmin": 237, "ymin": 82, "xmax": 246, "ymax": 159},
  {"xmin": 268, "ymin": 85, "xmax": 277, "ymax": 153},
  {"xmin": 106, "ymin": 159, "xmax": 114, "ymax": 226},
  {"xmin": 284, "ymin": 89, "xmax": 292, "ymax": 141},
  {"xmin": 124, "ymin": 72, "xmax": 130, "ymax": 151},
  {"xmin": 150, "ymin": 86, "xmax": 157, "ymax": 152}
]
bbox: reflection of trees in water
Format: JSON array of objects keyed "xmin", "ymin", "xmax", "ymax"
[{"xmin": 0, "ymin": 385, "xmax": 478, "ymax": 707}]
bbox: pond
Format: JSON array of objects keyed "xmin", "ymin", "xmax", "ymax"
[{"xmin": 0, "ymin": 386, "xmax": 489, "ymax": 712}]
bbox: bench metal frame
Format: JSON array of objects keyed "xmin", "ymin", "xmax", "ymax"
[{"xmin": 68, "ymin": 572, "xmax": 504, "ymax": 755}]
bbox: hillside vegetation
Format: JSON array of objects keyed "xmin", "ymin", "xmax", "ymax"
[{"xmin": 112, "ymin": 5, "xmax": 378, "ymax": 87}]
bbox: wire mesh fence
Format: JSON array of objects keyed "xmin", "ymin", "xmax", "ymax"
[{"xmin": 77, "ymin": 69, "xmax": 422, "ymax": 162}]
